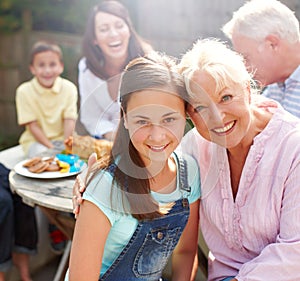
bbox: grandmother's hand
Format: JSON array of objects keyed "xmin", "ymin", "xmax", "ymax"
[{"xmin": 72, "ymin": 153, "xmax": 97, "ymax": 218}]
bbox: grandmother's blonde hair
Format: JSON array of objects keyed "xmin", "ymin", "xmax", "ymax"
[{"xmin": 178, "ymin": 38, "xmax": 253, "ymax": 95}]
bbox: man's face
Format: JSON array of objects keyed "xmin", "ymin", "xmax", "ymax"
[{"xmin": 231, "ymin": 33, "xmax": 278, "ymax": 86}]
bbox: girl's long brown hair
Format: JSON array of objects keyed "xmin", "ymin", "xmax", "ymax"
[
  {"xmin": 87, "ymin": 52, "xmax": 189, "ymax": 220},
  {"xmin": 82, "ymin": 0, "xmax": 152, "ymax": 80}
]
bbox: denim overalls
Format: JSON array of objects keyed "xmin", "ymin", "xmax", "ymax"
[{"xmin": 100, "ymin": 154, "xmax": 191, "ymax": 281}]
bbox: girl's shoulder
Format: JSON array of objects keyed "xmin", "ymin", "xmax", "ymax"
[
  {"xmin": 83, "ymin": 168, "xmax": 131, "ymax": 225},
  {"xmin": 85, "ymin": 169, "xmax": 114, "ymax": 199}
]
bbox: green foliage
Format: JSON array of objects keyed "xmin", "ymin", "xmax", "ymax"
[
  {"xmin": 0, "ymin": 134, "xmax": 18, "ymax": 151},
  {"xmin": 184, "ymin": 118, "xmax": 194, "ymax": 135},
  {"xmin": 0, "ymin": 13, "xmax": 20, "ymax": 33},
  {"xmin": 0, "ymin": 0, "xmax": 21, "ymax": 33},
  {"xmin": 0, "ymin": 0, "xmax": 111, "ymax": 34}
]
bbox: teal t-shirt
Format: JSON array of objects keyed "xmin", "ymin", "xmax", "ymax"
[{"xmin": 65, "ymin": 152, "xmax": 200, "ymax": 279}]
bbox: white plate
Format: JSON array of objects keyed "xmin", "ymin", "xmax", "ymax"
[{"xmin": 14, "ymin": 159, "xmax": 87, "ymax": 179}]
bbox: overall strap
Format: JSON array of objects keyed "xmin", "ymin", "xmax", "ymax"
[
  {"xmin": 173, "ymin": 152, "xmax": 190, "ymax": 194},
  {"xmin": 106, "ymin": 157, "xmax": 190, "ymax": 194},
  {"xmin": 106, "ymin": 163, "xmax": 117, "ymax": 176}
]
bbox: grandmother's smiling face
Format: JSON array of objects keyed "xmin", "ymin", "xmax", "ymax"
[{"xmin": 187, "ymin": 70, "xmax": 251, "ymax": 149}]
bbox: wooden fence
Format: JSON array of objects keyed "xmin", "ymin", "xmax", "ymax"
[{"xmin": 0, "ymin": 0, "xmax": 299, "ymax": 149}]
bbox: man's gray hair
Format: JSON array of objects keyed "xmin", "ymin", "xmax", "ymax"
[{"xmin": 222, "ymin": 0, "xmax": 300, "ymax": 43}]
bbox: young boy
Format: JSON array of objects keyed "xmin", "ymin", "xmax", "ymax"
[
  {"xmin": 16, "ymin": 41, "xmax": 78, "ymax": 157},
  {"xmin": 14, "ymin": 41, "xmax": 78, "ymax": 265}
]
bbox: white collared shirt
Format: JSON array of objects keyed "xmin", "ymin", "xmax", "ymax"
[{"xmin": 78, "ymin": 58, "xmax": 120, "ymax": 138}]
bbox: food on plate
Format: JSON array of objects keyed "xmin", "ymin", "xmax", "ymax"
[
  {"xmin": 64, "ymin": 134, "xmax": 112, "ymax": 159},
  {"xmin": 45, "ymin": 162, "xmax": 61, "ymax": 172},
  {"xmin": 22, "ymin": 157, "xmax": 42, "ymax": 168},
  {"xmin": 28, "ymin": 161, "xmax": 49, "ymax": 173},
  {"xmin": 21, "ymin": 157, "xmax": 71, "ymax": 174},
  {"xmin": 57, "ymin": 160, "xmax": 70, "ymax": 173},
  {"xmin": 44, "ymin": 156, "xmax": 55, "ymax": 164}
]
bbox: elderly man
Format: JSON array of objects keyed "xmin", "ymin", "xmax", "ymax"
[{"xmin": 222, "ymin": 0, "xmax": 300, "ymax": 117}]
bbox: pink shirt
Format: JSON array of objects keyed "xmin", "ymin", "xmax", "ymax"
[{"xmin": 180, "ymin": 105, "xmax": 300, "ymax": 280}]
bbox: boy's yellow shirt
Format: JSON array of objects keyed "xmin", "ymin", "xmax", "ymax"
[{"xmin": 16, "ymin": 76, "xmax": 78, "ymax": 155}]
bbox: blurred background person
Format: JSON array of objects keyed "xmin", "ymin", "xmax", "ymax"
[
  {"xmin": 78, "ymin": 0, "xmax": 153, "ymax": 140},
  {"xmin": 16, "ymin": 41, "xmax": 78, "ymax": 158},
  {"xmin": 222, "ymin": 0, "xmax": 300, "ymax": 118},
  {"xmin": 15, "ymin": 40, "xmax": 78, "ymax": 256},
  {"xmin": 0, "ymin": 163, "xmax": 37, "ymax": 281}
]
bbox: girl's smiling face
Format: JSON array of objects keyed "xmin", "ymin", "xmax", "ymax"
[
  {"xmin": 124, "ymin": 90, "xmax": 186, "ymax": 166},
  {"xmin": 187, "ymin": 70, "xmax": 251, "ymax": 148}
]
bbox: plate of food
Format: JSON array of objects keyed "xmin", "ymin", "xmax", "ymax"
[{"xmin": 14, "ymin": 155, "xmax": 87, "ymax": 179}]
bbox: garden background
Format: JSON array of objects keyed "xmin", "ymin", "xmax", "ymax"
[{"xmin": 1, "ymin": 0, "xmax": 299, "ymax": 149}]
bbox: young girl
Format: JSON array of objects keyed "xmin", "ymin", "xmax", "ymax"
[{"xmin": 66, "ymin": 53, "xmax": 200, "ymax": 281}]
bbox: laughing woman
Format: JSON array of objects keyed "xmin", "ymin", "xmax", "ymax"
[{"xmin": 78, "ymin": 0, "xmax": 152, "ymax": 140}]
